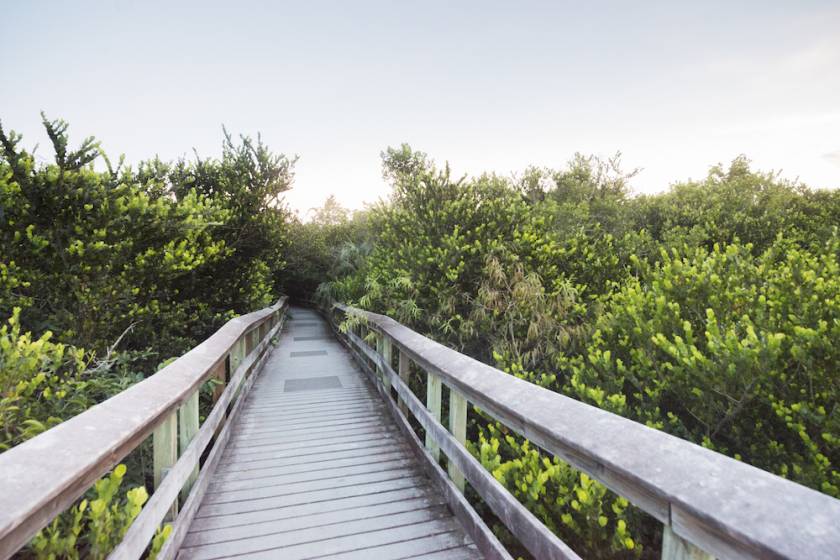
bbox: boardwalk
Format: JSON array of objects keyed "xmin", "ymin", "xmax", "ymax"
[
  {"xmin": 178, "ymin": 306, "xmax": 482, "ymax": 560},
  {"xmin": 3, "ymin": 300, "xmax": 837, "ymax": 560}
]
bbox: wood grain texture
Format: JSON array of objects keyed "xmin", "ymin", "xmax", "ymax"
[
  {"xmin": 334, "ymin": 303, "xmax": 840, "ymax": 560},
  {"xmin": 427, "ymin": 371, "xmax": 442, "ymax": 462},
  {"xmin": 662, "ymin": 526, "xmax": 715, "ymax": 560},
  {"xmin": 398, "ymin": 349, "xmax": 410, "ymax": 416},
  {"xmin": 341, "ymin": 328, "xmax": 579, "ymax": 560},
  {"xmin": 448, "ymin": 389, "xmax": 467, "ymax": 492},
  {"xmin": 381, "ymin": 335, "xmax": 392, "ymax": 394},
  {"xmin": 337, "ymin": 329, "xmax": 511, "ymax": 560},
  {"xmin": 110, "ymin": 304, "xmax": 286, "ymax": 560},
  {"xmin": 153, "ymin": 412, "xmax": 179, "ymax": 520},
  {"xmin": 178, "ymin": 391, "xmax": 200, "ymax": 500},
  {"xmin": 177, "ymin": 305, "xmax": 483, "ymax": 560},
  {"xmin": 0, "ymin": 298, "xmax": 287, "ymax": 559},
  {"xmin": 156, "ymin": 312, "xmax": 284, "ymax": 560}
]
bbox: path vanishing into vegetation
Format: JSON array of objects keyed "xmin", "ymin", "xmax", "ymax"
[
  {"xmin": 1, "ymin": 298, "xmax": 840, "ymax": 560},
  {"xmin": 179, "ymin": 306, "xmax": 481, "ymax": 560}
]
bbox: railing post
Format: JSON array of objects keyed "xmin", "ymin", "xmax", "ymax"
[
  {"xmin": 178, "ymin": 389, "xmax": 200, "ymax": 500},
  {"xmin": 398, "ymin": 350, "xmax": 410, "ymax": 416},
  {"xmin": 375, "ymin": 332, "xmax": 384, "ymax": 384},
  {"xmin": 426, "ymin": 372, "xmax": 442, "ymax": 462},
  {"xmin": 153, "ymin": 411, "xmax": 178, "ymax": 519},
  {"xmin": 381, "ymin": 336, "xmax": 392, "ymax": 394},
  {"xmin": 230, "ymin": 337, "xmax": 245, "ymax": 374},
  {"xmin": 211, "ymin": 360, "xmax": 226, "ymax": 404},
  {"xmin": 250, "ymin": 327, "xmax": 259, "ymax": 356},
  {"xmin": 448, "ymin": 388, "xmax": 467, "ymax": 492},
  {"xmin": 228, "ymin": 337, "xmax": 247, "ymax": 404},
  {"xmin": 661, "ymin": 525, "xmax": 714, "ymax": 560},
  {"xmin": 244, "ymin": 328, "xmax": 254, "ymax": 359}
]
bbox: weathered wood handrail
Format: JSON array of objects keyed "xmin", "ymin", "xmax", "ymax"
[
  {"xmin": 330, "ymin": 302, "xmax": 840, "ymax": 560},
  {"xmin": 0, "ymin": 297, "xmax": 288, "ymax": 559},
  {"xmin": 341, "ymin": 325, "xmax": 578, "ymax": 560}
]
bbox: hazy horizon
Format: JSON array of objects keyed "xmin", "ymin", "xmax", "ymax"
[{"xmin": 3, "ymin": 1, "xmax": 839, "ymax": 215}]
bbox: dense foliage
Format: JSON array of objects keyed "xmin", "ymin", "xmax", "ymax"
[
  {"xmin": 1, "ymin": 117, "xmax": 293, "ymax": 363},
  {"xmin": 30, "ymin": 464, "xmax": 171, "ymax": 560},
  {"xmin": 2, "ymin": 113, "xmax": 838, "ymax": 558},
  {"xmin": 323, "ymin": 145, "xmax": 840, "ymax": 557},
  {"xmin": 0, "ymin": 115, "xmax": 294, "ymax": 558},
  {"xmin": 278, "ymin": 195, "xmax": 371, "ymax": 300}
]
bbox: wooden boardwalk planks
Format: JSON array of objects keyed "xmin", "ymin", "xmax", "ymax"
[{"xmin": 179, "ymin": 306, "xmax": 482, "ymax": 560}]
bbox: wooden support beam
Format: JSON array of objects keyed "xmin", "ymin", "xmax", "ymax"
[
  {"xmin": 230, "ymin": 337, "xmax": 248, "ymax": 401},
  {"xmin": 448, "ymin": 388, "xmax": 468, "ymax": 492},
  {"xmin": 375, "ymin": 332, "xmax": 384, "ymax": 384},
  {"xmin": 0, "ymin": 297, "xmax": 288, "ymax": 559},
  {"xmin": 398, "ymin": 350, "xmax": 410, "ymax": 416},
  {"xmin": 426, "ymin": 372, "xmax": 442, "ymax": 462},
  {"xmin": 381, "ymin": 336, "xmax": 392, "ymax": 394},
  {"xmin": 230, "ymin": 337, "xmax": 245, "ymax": 374},
  {"xmin": 250, "ymin": 327, "xmax": 259, "ymax": 357},
  {"xmin": 339, "ymin": 327, "xmax": 577, "ymax": 560},
  {"xmin": 153, "ymin": 411, "xmax": 178, "ymax": 519},
  {"xmin": 178, "ymin": 390, "xmax": 200, "ymax": 500},
  {"xmin": 662, "ymin": 526, "xmax": 715, "ymax": 560},
  {"xmin": 113, "ymin": 312, "xmax": 286, "ymax": 560},
  {"xmin": 211, "ymin": 360, "xmax": 226, "ymax": 404}
]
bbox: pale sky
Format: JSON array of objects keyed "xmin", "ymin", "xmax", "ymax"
[{"xmin": 2, "ymin": 1, "xmax": 839, "ymax": 215}]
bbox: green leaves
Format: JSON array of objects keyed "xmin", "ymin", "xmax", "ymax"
[
  {"xmin": 322, "ymin": 148, "xmax": 840, "ymax": 556},
  {"xmin": 0, "ymin": 116, "xmax": 295, "ymax": 368},
  {"xmin": 0, "ymin": 309, "xmax": 93, "ymax": 450},
  {"xmin": 30, "ymin": 464, "xmax": 151, "ymax": 560},
  {"xmin": 1, "ymin": 117, "xmax": 295, "ymax": 557},
  {"xmin": 570, "ymin": 234, "xmax": 840, "ymax": 497},
  {"xmin": 473, "ymin": 424, "xmax": 641, "ymax": 559}
]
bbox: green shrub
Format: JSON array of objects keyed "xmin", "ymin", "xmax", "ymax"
[
  {"xmin": 0, "ymin": 309, "xmax": 144, "ymax": 451},
  {"xmin": 629, "ymin": 156, "xmax": 840, "ymax": 253},
  {"xmin": 0, "ymin": 116, "xmax": 294, "ymax": 367},
  {"xmin": 563, "ymin": 235, "xmax": 840, "ymax": 496},
  {"xmin": 0, "ymin": 115, "xmax": 295, "ymax": 558},
  {"xmin": 29, "ymin": 464, "xmax": 161, "ymax": 560},
  {"xmin": 1, "ymin": 308, "xmax": 91, "ymax": 450},
  {"xmin": 472, "ymin": 423, "xmax": 640, "ymax": 559},
  {"xmin": 279, "ymin": 196, "xmax": 371, "ymax": 300},
  {"xmin": 326, "ymin": 147, "xmax": 840, "ymax": 555}
]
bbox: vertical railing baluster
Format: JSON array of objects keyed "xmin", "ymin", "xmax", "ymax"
[
  {"xmin": 230, "ymin": 337, "xmax": 244, "ymax": 374},
  {"xmin": 211, "ymin": 360, "xmax": 226, "ymax": 405},
  {"xmin": 375, "ymin": 332, "xmax": 384, "ymax": 384},
  {"xmin": 398, "ymin": 350, "xmax": 410, "ymax": 416},
  {"xmin": 178, "ymin": 390, "xmax": 200, "ymax": 500},
  {"xmin": 229, "ymin": 337, "xmax": 246, "ymax": 404},
  {"xmin": 426, "ymin": 372, "xmax": 442, "ymax": 462},
  {"xmin": 448, "ymin": 388, "xmax": 467, "ymax": 492},
  {"xmin": 661, "ymin": 525, "xmax": 714, "ymax": 560},
  {"xmin": 153, "ymin": 411, "xmax": 178, "ymax": 519},
  {"xmin": 381, "ymin": 336, "xmax": 392, "ymax": 394}
]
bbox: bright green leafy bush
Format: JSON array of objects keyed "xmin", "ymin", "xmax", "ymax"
[
  {"xmin": 1, "ymin": 116, "xmax": 293, "ymax": 365},
  {"xmin": 0, "ymin": 308, "xmax": 141, "ymax": 451},
  {"xmin": 473, "ymin": 424, "xmax": 640, "ymax": 559},
  {"xmin": 30, "ymin": 465, "xmax": 154, "ymax": 560},
  {"xmin": 0, "ymin": 115, "xmax": 294, "ymax": 558},
  {"xmin": 563, "ymin": 235, "xmax": 840, "ymax": 497},
  {"xmin": 326, "ymin": 146, "xmax": 840, "ymax": 556}
]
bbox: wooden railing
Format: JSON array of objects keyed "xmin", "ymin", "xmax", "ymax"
[
  {"xmin": 0, "ymin": 297, "xmax": 288, "ymax": 559},
  {"xmin": 328, "ymin": 302, "xmax": 840, "ymax": 560}
]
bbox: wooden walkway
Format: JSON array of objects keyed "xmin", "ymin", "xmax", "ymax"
[
  {"xmin": 4, "ymin": 299, "xmax": 839, "ymax": 560},
  {"xmin": 178, "ymin": 306, "xmax": 482, "ymax": 560}
]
